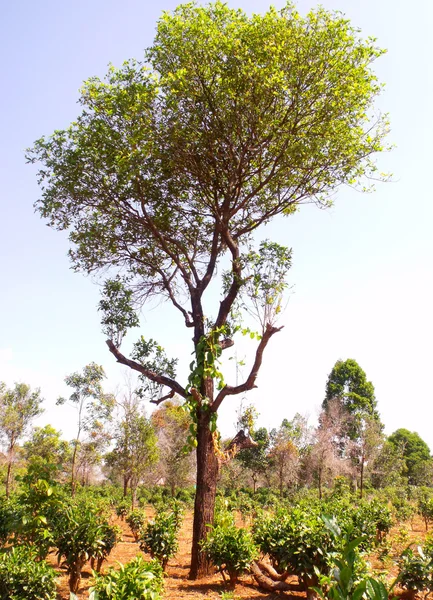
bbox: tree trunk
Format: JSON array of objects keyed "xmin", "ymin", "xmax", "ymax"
[
  {"xmin": 123, "ymin": 474, "xmax": 131, "ymax": 497},
  {"xmin": 360, "ymin": 454, "xmax": 364, "ymax": 499},
  {"xmin": 71, "ymin": 442, "xmax": 78, "ymax": 497},
  {"xmin": 5, "ymin": 457, "xmax": 12, "ymax": 499},
  {"xmin": 189, "ymin": 410, "xmax": 219, "ymax": 579},
  {"xmin": 131, "ymin": 480, "xmax": 138, "ymax": 509}
]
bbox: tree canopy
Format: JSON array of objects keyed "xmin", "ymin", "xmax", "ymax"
[
  {"xmin": 323, "ymin": 358, "xmax": 379, "ymax": 421},
  {"xmin": 388, "ymin": 428, "xmax": 432, "ymax": 485},
  {"xmin": 28, "ymin": 0, "xmax": 389, "ymax": 577},
  {"xmin": 0, "ymin": 382, "xmax": 43, "ymax": 497}
]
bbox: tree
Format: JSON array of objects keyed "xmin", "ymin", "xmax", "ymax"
[
  {"xmin": 75, "ymin": 425, "xmax": 111, "ymax": 486},
  {"xmin": 0, "ymin": 382, "xmax": 43, "ymax": 497},
  {"xmin": 305, "ymin": 403, "xmax": 351, "ymax": 499},
  {"xmin": 388, "ymin": 428, "xmax": 432, "ymax": 486},
  {"xmin": 322, "ymin": 360, "xmax": 384, "ymax": 495},
  {"xmin": 348, "ymin": 415, "xmax": 383, "ymax": 497},
  {"xmin": 151, "ymin": 399, "xmax": 195, "ymax": 495},
  {"xmin": 323, "ymin": 359, "xmax": 379, "ymax": 428},
  {"xmin": 28, "ymin": 2, "xmax": 388, "ymax": 577},
  {"xmin": 237, "ymin": 427, "xmax": 270, "ymax": 493},
  {"xmin": 268, "ymin": 419, "xmax": 302, "ymax": 494},
  {"xmin": 107, "ymin": 408, "xmax": 158, "ymax": 506},
  {"xmin": 57, "ymin": 363, "xmax": 114, "ymax": 496},
  {"xmin": 371, "ymin": 440, "xmax": 407, "ymax": 488},
  {"xmin": 234, "ymin": 404, "xmax": 270, "ymax": 493},
  {"xmin": 23, "ymin": 424, "xmax": 71, "ymax": 484}
]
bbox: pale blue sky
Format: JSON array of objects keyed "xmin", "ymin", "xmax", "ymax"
[{"xmin": 1, "ymin": 0, "xmax": 432, "ymax": 447}]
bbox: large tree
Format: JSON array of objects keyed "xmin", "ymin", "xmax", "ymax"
[
  {"xmin": 388, "ymin": 428, "xmax": 432, "ymax": 486},
  {"xmin": 28, "ymin": 1, "xmax": 388, "ymax": 577},
  {"xmin": 151, "ymin": 399, "xmax": 195, "ymax": 496},
  {"xmin": 23, "ymin": 424, "xmax": 71, "ymax": 484},
  {"xmin": 0, "ymin": 382, "xmax": 43, "ymax": 497},
  {"xmin": 323, "ymin": 359, "xmax": 379, "ymax": 421},
  {"xmin": 57, "ymin": 363, "xmax": 114, "ymax": 496},
  {"xmin": 107, "ymin": 408, "xmax": 158, "ymax": 506},
  {"xmin": 322, "ymin": 359, "xmax": 383, "ymax": 494}
]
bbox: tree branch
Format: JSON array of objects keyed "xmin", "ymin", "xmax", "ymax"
[
  {"xmin": 219, "ymin": 338, "xmax": 234, "ymax": 350},
  {"xmin": 212, "ymin": 323, "xmax": 283, "ymax": 412},
  {"xmin": 150, "ymin": 389, "xmax": 176, "ymax": 405},
  {"xmin": 106, "ymin": 340, "xmax": 187, "ymax": 399},
  {"xmin": 214, "ymin": 229, "xmax": 241, "ymax": 330}
]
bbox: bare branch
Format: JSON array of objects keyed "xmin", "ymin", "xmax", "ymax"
[
  {"xmin": 106, "ymin": 339, "xmax": 187, "ymax": 399},
  {"xmin": 219, "ymin": 338, "xmax": 234, "ymax": 350},
  {"xmin": 150, "ymin": 389, "xmax": 176, "ymax": 405},
  {"xmin": 212, "ymin": 323, "xmax": 283, "ymax": 412}
]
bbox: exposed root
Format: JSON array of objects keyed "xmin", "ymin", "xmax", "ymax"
[
  {"xmin": 250, "ymin": 560, "xmax": 301, "ymax": 592},
  {"xmin": 256, "ymin": 559, "xmax": 291, "ymax": 581}
]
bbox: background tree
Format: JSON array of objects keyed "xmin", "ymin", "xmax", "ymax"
[
  {"xmin": 151, "ymin": 399, "xmax": 195, "ymax": 496},
  {"xmin": 0, "ymin": 382, "xmax": 43, "ymax": 497},
  {"xmin": 28, "ymin": 2, "xmax": 388, "ymax": 577},
  {"xmin": 371, "ymin": 439, "xmax": 407, "ymax": 488},
  {"xmin": 75, "ymin": 423, "xmax": 111, "ymax": 486},
  {"xmin": 388, "ymin": 428, "xmax": 432, "ymax": 486},
  {"xmin": 348, "ymin": 415, "xmax": 383, "ymax": 497},
  {"xmin": 323, "ymin": 359, "xmax": 379, "ymax": 426},
  {"xmin": 23, "ymin": 424, "xmax": 71, "ymax": 484},
  {"xmin": 57, "ymin": 363, "xmax": 114, "ymax": 496},
  {"xmin": 268, "ymin": 420, "xmax": 301, "ymax": 494},
  {"xmin": 108, "ymin": 407, "xmax": 159, "ymax": 506},
  {"xmin": 305, "ymin": 404, "xmax": 351, "ymax": 499},
  {"xmin": 237, "ymin": 427, "xmax": 270, "ymax": 493},
  {"xmin": 234, "ymin": 404, "xmax": 269, "ymax": 493},
  {"xmin": 322, "ymin": 359, "xmax": 383, "ymax": 460}
]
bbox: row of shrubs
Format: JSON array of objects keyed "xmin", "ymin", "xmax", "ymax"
[
  {"xmin": 0, "ymin": 549, "xmax": 163, "ymax": 600},
  {"xmin": 4, "ymin": 479, "xmax": 433, "ymax": 599},
  {"xmin": 0, "ymin": 480, "xmax": 173, "ymax": 599}
]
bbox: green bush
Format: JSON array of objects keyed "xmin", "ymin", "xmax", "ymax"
[
  {"xmin": 351, "ymin": 500, "xmax": 393, "ymax": 546},
  {"xmin": 126, "ymin": 509, "xmax": 147, "ymax": 542},
  {"xmin": 0, "ymin": 545, "xmax": 57, "ymax": 600},
  {"xmin": 0, "ymin": 499, "xmax": 21, "ymax": 547},
  {"xmin": 398, "ymin": 546, "xmax": 433, "ymax": 594},
  {"xmin": 202, "ymin": 522, "xmax": 258, "ymax": 585},
  {"xmin": 55, "ymin": 504, "xmax": 119, "ymax": 593},
  {"xmin": 116, "ymin": 499, "xmax": 131, "ymax": 520},
  {"xmin": 418, "ymin": 496, "xmax": 433, "ymax": 531},
  {"xmin": 89, "ymin": 556, "xmax": 163, "ymax": 600},
  {"xmin": 313, "ymin": 524, "xmax": 396, "ymax": 600},
  {"xmin": 253, "ymin": 507, "xmax": 338, "ymax": 590},
  {"xmin": 90, "ymin": 522, "xmax": 122, "ymax": 572},
  {"xmin": 139, "ymin": 511, "xmax": 180, "ymax": 569}
]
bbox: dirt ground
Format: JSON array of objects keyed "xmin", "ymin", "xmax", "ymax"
[{"xmin": 49, "ymin": 510, "xmax": 430, "ymax": 600}]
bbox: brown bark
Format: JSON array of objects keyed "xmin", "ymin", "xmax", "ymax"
[
  {"xmin": 256, "ymin": 560, "xmax": 291, "ymax": 581},
  {"xmin": 106, "ymin": 340, "xmax": 187, "ymax": 399},
  {"xmin": 70, "ymin": 441, "xmax": 78, "ymax": 497},
  {"xmin": 360, "ymin": 454, "xmax": 364, "ymax": 499},
  {"xmin": 123, "ymin": 474, "xmax": 131, "ymax": 497},
  {"xmin": 250, "ymin": 561, "xmax": 300, "ymax": 592},
  {"xmin": 5, "ymin": 458, "xmax": 12, "ymax": 499},
  {"xmin": 189, "ymin": 410, "xmax": 219, "ymax": 579}
]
